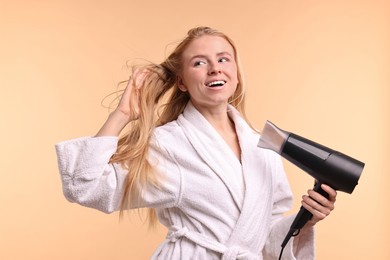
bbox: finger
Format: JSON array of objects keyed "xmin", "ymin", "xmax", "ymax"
[
  {"xmin": 123, "ymin": 70, "xmax": 145, "ymax": 103},
  {"xmin": 307, "ymin": 188, "xmax": 336, "ymax": 210},
  {"xmin": 301, "ymin": 200, "xmax": 328, "ymax": 222},
  {"xmin": 118, "ymin": 77, "xmax": 134, "ymax": 108},
  {"xmin": 321, "ymin": 184, "xmax": 337, "ymax": 202},
  {"xmin": 306, "ymin": 189, "xmax": 328, "ymax": 208},
  {"xmin": 302, "ymin": 194, "xmax": 332, "ymax": 216},
  {"xmin": 132, "ymin": 68, "xmax": 150, "ymax": 88},
  {"xmin": 116, "ymin": 74, "xmax": 140, "ymax": 119}
]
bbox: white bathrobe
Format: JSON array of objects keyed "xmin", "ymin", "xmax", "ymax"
[{"xmin": 55, "ymin": 102, "xmax": 315, "ymax": 259}]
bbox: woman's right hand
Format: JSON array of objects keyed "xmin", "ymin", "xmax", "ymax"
[
  {"xmin": 96, "ymin": 68, "xmax": 149, "ymax": 137},
  {"xmin": 115, "ymin": 68, "xmax": 149, "ymax": 122}
]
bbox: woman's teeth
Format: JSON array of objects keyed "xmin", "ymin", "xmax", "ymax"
[{"xmin": 207, "ymin": 80, "xmax": 226, "ymax": 87}]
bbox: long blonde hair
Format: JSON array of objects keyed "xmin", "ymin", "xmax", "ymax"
[{"xmin": 110, "ymin": 26, "xmax": 249, "ymax": 225}]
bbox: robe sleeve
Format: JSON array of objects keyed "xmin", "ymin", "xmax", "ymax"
[
  {"xmin": 55, "ymin": 136, "xmax": 181, "ymax": 213},
  {"xmin": 262, "ymin": 153, "xmax": 315, "ymax": 260}
]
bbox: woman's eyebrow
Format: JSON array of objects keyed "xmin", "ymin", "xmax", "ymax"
[
  {"xmin": 189, "ymin": 54, "xmax": 207, "ymax": 61},
  {"xmin": 216, "ymin": 51, "xmax": 233, "ymax": 57},
  {"xmin": 189, "ymin": 51, "xmax": 233, "ymax": 61}
]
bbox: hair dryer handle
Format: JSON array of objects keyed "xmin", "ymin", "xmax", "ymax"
[
  {"xmin": 293, "ymin": 182, "xmax": 329, "ymax": 229},
  {"xmin": 281, "ymin": 182, "xmax": 329, "ymax": 248}
]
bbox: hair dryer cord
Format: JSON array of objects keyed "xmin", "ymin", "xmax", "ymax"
[{"xmin": 278, "ymin": 182, "xmax": 329, "ymax": 259}]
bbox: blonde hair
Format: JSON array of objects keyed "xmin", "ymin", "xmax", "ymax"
[{"xmin": 110, "ymin": 26, "xmax": 250, "ymax": 225}]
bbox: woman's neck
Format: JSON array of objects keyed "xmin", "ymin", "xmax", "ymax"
[{"xmin": 193, "ymin": 103, "xmax": 233, "ymax": 134}]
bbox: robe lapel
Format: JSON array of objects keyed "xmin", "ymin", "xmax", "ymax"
[
  {"xmin": 177, "ymin": 102, "xmax": 245, "ymax": 210},
  {"xmin": 177, "ymin": 102, "xmax": 274, "ymax": 254},
  {"xmin": 224, "ymin": 106, "xmax": 274, "ymax": 253}
]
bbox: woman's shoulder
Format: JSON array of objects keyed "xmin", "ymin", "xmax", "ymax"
[
  {"xmin": 152, "ymin": 120, "xmax": 183, "ymax": 143},
  {"xmin": 149, "ymin": 120, "xmax": 191, "ymax": 160},
  {"xmin": 155, "ymin": 119, "xmax": 179, "ymax": 132}
]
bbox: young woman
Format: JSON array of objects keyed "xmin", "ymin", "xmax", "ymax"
[{"xmin": 56, "ymin": 26, "xmax": 337, "ymax": 259}]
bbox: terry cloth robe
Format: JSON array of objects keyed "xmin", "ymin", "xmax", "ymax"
[{"xmin": 55, "ymin": 101, "xmax": 315, "ymax": 260}]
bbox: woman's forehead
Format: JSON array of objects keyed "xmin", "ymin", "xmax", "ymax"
[{"xmin": 182, "ymin": 35, "xmax": 235, "ymax": 59}]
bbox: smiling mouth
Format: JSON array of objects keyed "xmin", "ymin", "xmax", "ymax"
[{"xmin": 206, "ymin": 80, "xmax": 226, "ymax": 87}]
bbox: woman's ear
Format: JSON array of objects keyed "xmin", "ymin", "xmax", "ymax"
[{"xmin": 177, "ymin": 76, "xmax": 187, "ymax": 92}]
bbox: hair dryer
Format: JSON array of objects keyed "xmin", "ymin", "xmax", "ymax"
[{"xmin": 257, "ymin": 121, "xmax": 364, "ymax": 250}]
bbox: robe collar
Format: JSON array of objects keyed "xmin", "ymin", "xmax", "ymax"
[{"xmin": 177, "ymin": 101, "xmax": 245, "ymax": 209}]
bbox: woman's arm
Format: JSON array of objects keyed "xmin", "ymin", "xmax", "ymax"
[
  {"xmin": 96, "ymin": 109, "xmax": 130, "ymax": 137},
  {"xmin": 56, "ymin": 69, "xmax": 151, "ymax": 213}
]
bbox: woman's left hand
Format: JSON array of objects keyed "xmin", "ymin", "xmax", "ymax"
[{"xmin": 301, "ymin": 184, "xmax": 337, "ymax": 226}]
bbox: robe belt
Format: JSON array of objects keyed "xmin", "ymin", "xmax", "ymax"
[{"xmin": 167, "ymin": 225, "xmax": 261, "ymax": 260}]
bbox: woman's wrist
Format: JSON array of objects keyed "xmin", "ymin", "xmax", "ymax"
[
  {"xmin": 96, "ymin": 110, "xmax": 130, "ymax": 137},
  {"xmin": 111, "ymin": 109, "xmax": 131, "ymax": 127}
]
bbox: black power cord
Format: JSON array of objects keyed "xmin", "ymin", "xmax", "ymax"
[
  {"xmin": 278, "ymin": 228, "xmax": 300, "ymax": 260},
  {"xmin": 278, "ymin": 182, "xmax": 329, "ymax": 260}
]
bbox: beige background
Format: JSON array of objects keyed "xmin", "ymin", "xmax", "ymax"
[{"xmin": 1, "ymin": 0, "xmax": 389, "ymax": 259}]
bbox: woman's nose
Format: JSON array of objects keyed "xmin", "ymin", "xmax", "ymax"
[{"xmin": 208, "ymin": 62, "xmax": 221, "ymax": 75}]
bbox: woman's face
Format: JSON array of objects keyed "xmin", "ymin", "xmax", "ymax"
[{"xmin": 178, "ymin": 35, "xmax": 238, "ymax": 112}]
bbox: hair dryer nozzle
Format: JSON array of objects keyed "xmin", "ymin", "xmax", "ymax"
[{"xmin": 258, "ymin": 120, "xmax": 290, "ymax": 154}]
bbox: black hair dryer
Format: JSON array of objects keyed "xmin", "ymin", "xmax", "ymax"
[{"xmin": 257, "ymin": 121, "xmax": 364, "ymax": 248}]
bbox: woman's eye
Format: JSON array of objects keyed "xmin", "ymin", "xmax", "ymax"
[
  {"xmin": 194, "ymin": 60, "xmax": 206, "ymax": 67},
  {"xmin": 219, "ymin": 57, "xmax": 229, "ymax": 63}
]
